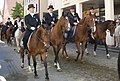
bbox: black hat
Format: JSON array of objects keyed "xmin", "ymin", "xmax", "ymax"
[
  {"xmin": 70, "ymin": 6, "xmax": 75, "ymax": 9},
  {"xmin": 89, "ymin": 7, "xmax": 94, "ymax": 10},
  {"xmin": 8, "ymin": 18, "xmax": 10, "ymax": 20},
  {"xmin": 47, "ymin": 5, "xmax": 54, "ymax": 10},
  {"xmin": 28, "ymin": 4, "xmax": 35, "ymax": 10}
]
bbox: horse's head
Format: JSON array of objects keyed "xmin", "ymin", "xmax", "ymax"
[
  {"xmin": 59, "ymin": 12, "xmax": 70, "ymax": 31},
  {"xmin": 85, "ymin": 15, "xmax": 95, "ymax": 28},
  {"xmin": 107, "ymin": 20, "xmax": 116, "ymax": 37},
  {"xmin": 37, "ymin": 26, "xmax": 50, "ymax": 49}
]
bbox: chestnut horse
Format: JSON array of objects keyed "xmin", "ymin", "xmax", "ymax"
[
  {"xmin": 19, "ymin": 25, "xmax": 50, "ymax": 80},
  {"xmin": 85, "ymin": 20, "xmax": 116, "ymax": 58},
  {"xmin": 62, "ymin": 15, "xmax": 95, "ymax": 63},
  {"xmin": 50, "ymin": 13, "xmax": 70, "ymax": 71},
  {"xmin": 6, "ymin": 25, "xmax": 13, "ymax": 45}
]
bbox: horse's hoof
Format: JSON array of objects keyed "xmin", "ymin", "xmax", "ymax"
[
  {"xmin": 75, "ymin": 59, "xmax": 78, "ymax": 62},
  {"xmin": 107, "ymin": 54, "xmax": 110, "ymax": 59},
  {"xmin": 86, "ymin": 53, "xmax": 90, "ymax": 55},
  {"xmin": 21, "ymin": 64, "xmax": 24, "ymax": 68},
  {"xmin": 34, "ymin": 75, "xmax": 39, "ymax": 79},
  {"xmin": 66, "ymin": 56, "xmax": 69, "ymax": 59},
  {"xmin": 81, "ymin": 61, "xmax": 84, "ymax": 64},
  {"xmin": 54, "ymin": 63, "xmax": 57, "ymax": 68},
  {"xmin": 57, "ymin": 69, "xmax": 62, "ymax": 72},
  {"xmin": 45, "ymin": 78, "xmax": 49, "ymax": 81},
  {"xmin": 94, "ymin": 55, "xmax": 96, "ymax": 57}
]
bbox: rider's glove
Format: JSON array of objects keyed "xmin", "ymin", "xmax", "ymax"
[
  {"xmin": 51, "ymin": 21, "xmax": 55, "ymax": 24},
  {"xmin": 30, "ymin": 27, "xmax": 35, "ymax": 30}
]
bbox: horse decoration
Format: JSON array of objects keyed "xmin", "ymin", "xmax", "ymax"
[
  {"xmin": 19, "ymin": 25, "xmax": 50, "ymax": 80},
  {"xmin": 62, "ymin": 15, "xmax": 95, "ymax": 63}
]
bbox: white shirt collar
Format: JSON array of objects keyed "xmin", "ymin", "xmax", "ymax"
[
  {"xmin": 30, "ymin": 13, "xmax": 35, "ymax": 17},
  {"xmin": 71, "ymin": 12, "xmax": 75, "ymax": 16},
  {"xmin": 49, "ymin": 13, "xmax": 53, "ymax": 16}
]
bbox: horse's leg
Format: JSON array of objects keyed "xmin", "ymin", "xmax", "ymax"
[
  {"xmin": 102, "ymin": 39, "xmax": 110, "ymax": 58},
  {"xmin": 93, "ymin": 40, "xmax": 97, "ymax": 57},
  {"xmin": 20, "ymin": 47, "xmax": 24, "ymax": 68},
  {"xmin": 81, "ymin": 42, "xmax": 86, "ymax": 64},
  {"xmin": 41, "ymin": 53, "xmax": 49, "ymax": 80},
  {"xmin": 62, "ymin": 43, "xmax": 68, "ymax": 58},
  {"xmin": 53, "ymin": 47, "xmax": 61, "ymax": 71},
  {"xmin": 85, "ymin": 42, "xmax": 89, "ymax": 55},
  {"xmin": 32, "ymin": 54, "xmax": 38, "ymax": 77},
  {"xmin": 16, "ymin": 37, "xmax": 20, "ymax": 53},
  {"xmin": 75, "ymin": 42, "xmax": 80, "ymax": 61},
  {"xmin": 28, "ymin": 53, "xmax": 32, "ymax": 72}
]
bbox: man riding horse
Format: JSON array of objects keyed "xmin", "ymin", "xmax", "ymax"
[
  {"xmin": 66, "ymin": 6, "xmax": 80, "ymax": 43},
  {"xmin": 44, "ymin": 5, "xmax": 58, "ymax": 30},
  {"xmin": 22, "ymin": 4, "xmax": 41, "ymax": 50}
]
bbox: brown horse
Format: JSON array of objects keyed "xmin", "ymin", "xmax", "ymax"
[
  {"xmin": 62, "ymin": 15, "xmax": 95, "ymax": 63},
  {"xmin": 6, "ymin": 25, "xmax": 13, "ymax": 45},
  {"xmin": 19, "ymin": 25, "xmax": 50, "ymax": 80},
  {"xmin": 50, "ymin": 13, "xmax": 70, "ymax": 71},
  {"xmin": 85, "ymin": 20, "xmax": 116, "ymax": 58}
]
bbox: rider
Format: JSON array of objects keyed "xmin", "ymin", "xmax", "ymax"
[
  {"xmin": 89, "ymin": 7, "xmax": 96, "ymax": 39},
  {"xmin": 66, "ymin": 6, "xmax": 80, "ymax": 43},
  {"xmin": 12, "ymin": 16, "xmax": 21, "ymax": 37},
  {"xmin": 5, "ymin": 18, "xmax": 13, "ymax": 34},
  {"xmin": 44, "ymin": 5, "xmax": 58, "ymax": 30},
  {"xmin": 22, "ymin": 4, "xmax": 41, "ymax": 50},
  {"xmin": 5, "ymin": 18, "xmax": 13, "ymax": 27}
]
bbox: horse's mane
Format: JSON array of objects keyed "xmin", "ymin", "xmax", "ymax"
[
  {"xmin": 55, "ymin": 16, "xmax": 64, "ymax": 26},
  {"xmin": 78, "ymin": 17, "xmax": 86, "ymax": 25},
  {"xmin": 103, "ymin": 20, "xmax": 116, "ymax": 26}
]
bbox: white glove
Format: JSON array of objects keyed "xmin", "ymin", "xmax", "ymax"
[
  {"xmin": 51, "ymin": 21, "xmax": 55, "ymax": 24},
  {"xmin": 37, "ymin": 25, "xmax": 40, "ymax": 29},
  {"xmin": 30, "ymin": 27, "xmax": 35, "ymax": 30},
  {"xmin": 74, "ymin": 22, "xmax": 78, "ymax": 26}
]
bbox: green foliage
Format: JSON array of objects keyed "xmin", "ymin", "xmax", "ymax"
[{"xmin": 11, "ymin": 2, "xmax": 23, "ymax": 19}]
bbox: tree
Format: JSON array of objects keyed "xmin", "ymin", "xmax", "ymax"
[{"xmin": 11, "ymin": 2, "xmax": 23, "ymax": 19}]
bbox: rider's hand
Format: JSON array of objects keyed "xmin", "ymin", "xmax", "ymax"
[
  {"xmin": 37, "ymin": 25, "xmax": 40, "ymax": 29},
  {"xmin": 51, "ymin": 21, "xmax": 55, "ymax": 24},
  {"xmin": 30, "ymin": 27, "xmax": 35, "ymax": 30},
  {"xmin": 74, "ymin": 22, "xmax": 78, "ymax": 26}
]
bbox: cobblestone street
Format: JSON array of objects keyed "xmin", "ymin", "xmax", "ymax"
[{"xmin": 0, "ymin": 41, "xmax": 119, "ymax": 81}]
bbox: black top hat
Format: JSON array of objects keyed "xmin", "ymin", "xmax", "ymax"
[
  {"xmin": 28, "ymin": 4, "xmax": 35, "ymax": 10},
  {"xmin": 89, "ymin": 7, "xmax": 94, "ymax": 10},
  {"xmin": 8, "ymin": 18, "xmax": 10, "ymax": 20},
  {"xmin": 47, "ymin": 5, "xmax": 54, "ymax": 10},
  {"xmin": 70, "ymin": 6, "xmax": 75, "ymax": 9}
]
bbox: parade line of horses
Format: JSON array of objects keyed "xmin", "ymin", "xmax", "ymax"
[{"xmin": 1, "ymin": 12, "xmax": 119, "ymax": 81}]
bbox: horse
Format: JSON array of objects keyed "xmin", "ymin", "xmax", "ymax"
[
  {"xmin": 85, "ymin": 20, "xmax": 116, "ymax": 58},
  {"xmin": 6, "ymin": 25, "xmax": 14, "ymax": 46},
  {"xmin": 14, "ymin": 22, "xmax": 25, "ymax": 53},
  {"xmin": 0, "ymin": 24, "xmax": 8, "ymax": 41},
  {"xmin": 62, "ymin": 15, "xmax": 95, "ymax": 63},
  {"xmin": 19, "ymin": 25, "xmax": 50, "ymax": 80},
  {"xmin": 50, "ymin": 13, "xmax": 70, "ymax": 71}
]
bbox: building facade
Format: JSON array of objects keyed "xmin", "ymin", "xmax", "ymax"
[
  {"xmin": 24, "ymin": 0, "xmax": 120, "ymax": 45},
  {"xmin": 47, "ymin": 0, "xmax": 120, "ymax": 45},
  {"xmin": 3, "ymin": 0, "xmax": 23, "ymax": 23}
]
